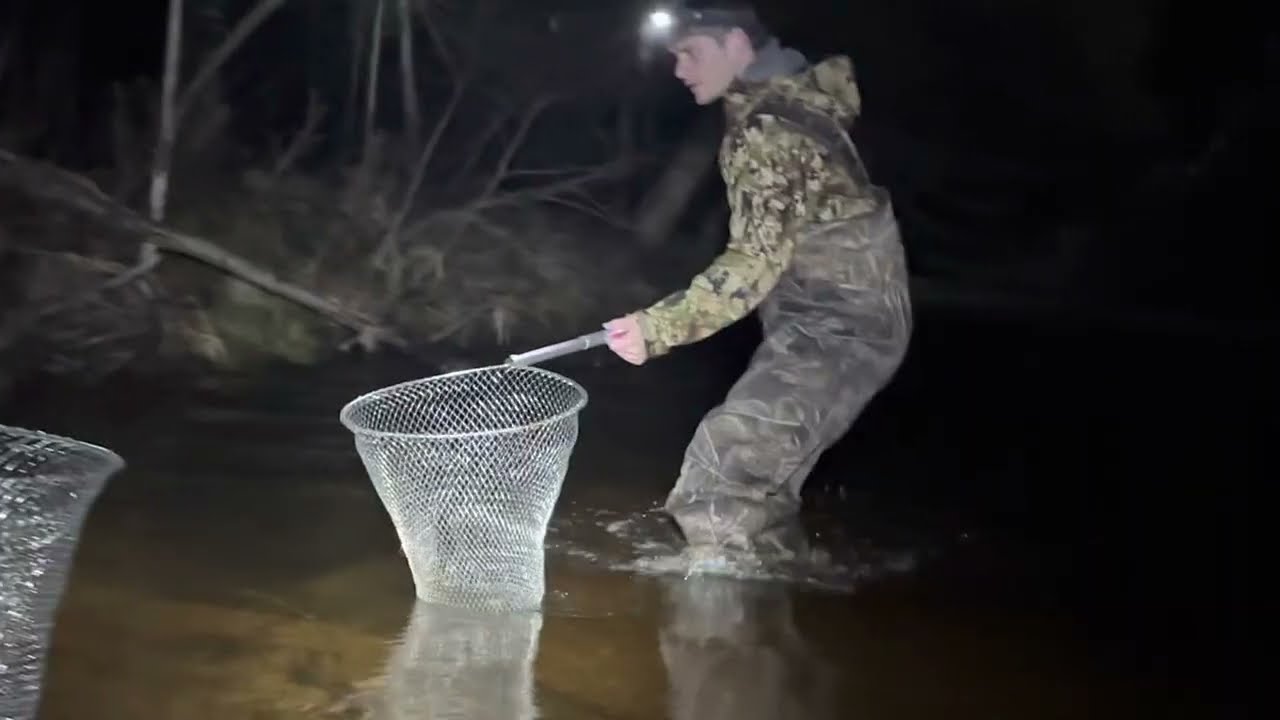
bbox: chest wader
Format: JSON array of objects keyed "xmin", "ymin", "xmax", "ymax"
[{"xmin": 663, "ymin": 99, "xmax": 914, "ymax": 562}]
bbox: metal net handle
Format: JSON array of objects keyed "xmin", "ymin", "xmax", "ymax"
[{"xmin": 505, "ymin": 330, "xmax": 607, "ymax": 367}]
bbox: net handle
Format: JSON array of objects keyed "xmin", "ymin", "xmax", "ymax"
[{"xmin": 505, "ymin": 330, "xmax": 608, "ymax": 367}]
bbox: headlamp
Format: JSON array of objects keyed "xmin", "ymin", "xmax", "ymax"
[
  {"xmin": 640, "ymin": 4, "xmax": 758, "ymax": 45},
  {"xmin": 642, "ymin": 6, "xmax": 680, "ymax": 43},
  {"xmin": 647, "ymin": 8, "xmax": 675, "ymax": 32}
]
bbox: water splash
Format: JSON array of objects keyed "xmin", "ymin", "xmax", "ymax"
[{"xmin": 546, "ymin": 501, "xmax": 925, "ymax": 595}]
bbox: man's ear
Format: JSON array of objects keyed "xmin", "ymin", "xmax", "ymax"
[{"xmin": 726, "ymin": 27, "xmax": 755, "ymax": 63}]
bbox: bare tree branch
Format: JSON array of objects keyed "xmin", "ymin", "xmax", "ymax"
[
  {"xmin": 175, "ymin": 0, "xmax": 290, "ymax": 124},
  {"xmin": 474, "ymin": 158, "xmax": 629, "ymax": 211},
  {"xmin": 0, "ymin": 147, "xmax": 403, "ymax": 349},
  {"xmin": 0, "ymin": 244, "xmax": 163, "ymax": 346},
  {"xmin": 375, "ymin": 79, "xmax": 466, "ymax": 270},
  {"xmin": 412, "ymin": 0, "xmax": 456, "ymax": 77},
  {"xmin": 342, "ymin": 0, "xmax": 368, "ymax": 148},
  {"xmin": 397, "ymin": 0, "xmax": 421, "ymax": 143},
  {"xmin": 448, "ymin": 105, "xmax": 514, "ymax": 181},
  {"xmin": 362, "ymin": 0, "xmax": 385, "ymax": 168},
  {"xmin": 150, "ymin": 0, "xmax": 183, "ymax": 223},
  {"xmin": 634, "ymin": 110, "xmax": 720, "ymax": 248},
  {"xmin": 404, "ymin": 96, "xmax": 559, "ymax": 258},
  {"xmin": 478, "ymin": 96, "xmax": 554, "ymax": 200},
  {"xmin": 399, "ymin": 157, "xmax": 631, "ymax": 240},
  {"xmin": 272, "ymin": 89, "xmax": 326, "ymax": 177}
]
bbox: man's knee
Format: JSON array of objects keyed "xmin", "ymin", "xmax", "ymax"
[{"xmin": 663, "ymin": 490, "xmax": 808, "ymax": 558}]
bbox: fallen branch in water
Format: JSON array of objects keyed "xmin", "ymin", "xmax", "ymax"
[
  {"xmin": 0, "ymin": 246, "xmax": 163, "ymax": 380},
  {"xmin": 0, "ymin": 147, "xmax": 404, "ymax": 351}
]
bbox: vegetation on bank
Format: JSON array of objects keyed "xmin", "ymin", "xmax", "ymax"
[{"xmin": 0, "ymin": 0, "xmax": 711, "ymax": 391}]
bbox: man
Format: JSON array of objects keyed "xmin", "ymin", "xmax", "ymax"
[{"xmin": 605, "ymin": 1, "xmax": 913, "ymax": 568}]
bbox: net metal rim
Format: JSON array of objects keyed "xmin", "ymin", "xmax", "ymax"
[
  {"xmin": 338, "ymin": 363, "xmax": 589, "ymax": 442},
  {"xmin": 0, "ymin": 424, "xmax": 126, "ymax": 477}
]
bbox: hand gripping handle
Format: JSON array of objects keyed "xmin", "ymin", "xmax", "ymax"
[{"xmin": 504, "ymin": 330, "xmax": 609, "ymax": 367}]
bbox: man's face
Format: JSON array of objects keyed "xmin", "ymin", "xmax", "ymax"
[{"xmin": 669, "ymin": 33, "xmax": 742, "ymax": 105}]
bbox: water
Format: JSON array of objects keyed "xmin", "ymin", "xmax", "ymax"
[{"xmin": 1, "ymin": 316, "xmax": 1254, "ymax": 719}]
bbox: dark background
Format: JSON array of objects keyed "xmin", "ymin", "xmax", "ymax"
[{"xmin": 4, "ymin": 0, "xmax": 1274, "ymax": 302}]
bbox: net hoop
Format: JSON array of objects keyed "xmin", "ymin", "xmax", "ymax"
[{"xmin": 339, "ymin": 364, "xmax": 589, "ymax": 443}]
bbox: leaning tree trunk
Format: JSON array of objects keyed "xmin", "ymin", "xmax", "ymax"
[
  {"xmin": 396, "ymin": 0, "xmax": 420, "ymax": 145},
  {"xmin": 362, "ymin": 0, "xmax": 385, "ymax": 168},
  {"xmin": 633, "ymin": 110, "xmax": 721, "ymax": 249},
  {"xmin": 150, "ymin": 0, "xmax": 183, "ymax": 223},
  {"xmin": 343, "ymin": 0, "xmax": 368, "ymax": 153},
  {"xmin": 174, "ymin": 0, "xmax": 290, "ymax": 123}
]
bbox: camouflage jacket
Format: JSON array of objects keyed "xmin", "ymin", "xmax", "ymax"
[{"xmin": 636, "ymin": 55, "xmax": 886, "ymax": 358}]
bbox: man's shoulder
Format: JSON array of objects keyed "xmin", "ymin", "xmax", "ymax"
[
  {"xmin": 723, "ymin": 93, "xmax": 848, "ymax": 166},
  {"xmin": 720, "ymin": 83, "xmax": 877, "ymax": 196}
]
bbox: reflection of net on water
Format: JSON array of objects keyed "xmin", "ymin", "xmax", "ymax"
[
  {"xmin": 0, "ymin": 426, "xmax": 123, "ymax": 720},
  {"xmin": 340, "ymin": 365, "xmax": 587, "ymax": 613},
  {"xmin": 382, "ymin": 601, "xmax": 542, "ymax": 720}
]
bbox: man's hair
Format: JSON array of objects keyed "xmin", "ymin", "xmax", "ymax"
[{"xmin": 677, "ymin": 1, "xmax": 772, "ymax": 48}]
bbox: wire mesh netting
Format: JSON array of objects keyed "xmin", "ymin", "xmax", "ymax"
[
  {"xmin": 340, "ymin": 364, "xmax": 588, "ymax": 613},
  {"xmin": 1, "ymin": 426, "xmax": 123, "ymax": 720}
]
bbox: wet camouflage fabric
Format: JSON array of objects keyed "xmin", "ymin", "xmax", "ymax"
[
  {"xmin": 636, "ymin": 55, "xmax": 885, "ymax": 357},
  {"xmin": 638, "ymin": 55, "xmax": 914, "ymax": 558},
  {"xmin": 665, "ymin": 204, "xmax": 912, "ymax": 558}
]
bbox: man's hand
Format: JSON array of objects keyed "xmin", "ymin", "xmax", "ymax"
[{"xmin": 604, "ymin": 314, "xmax": 648, "ymax": 365}]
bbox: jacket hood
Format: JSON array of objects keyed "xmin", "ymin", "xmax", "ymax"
[{"xmin": 725, "ymin": 52, "xmax": 862, "ymax": 129}]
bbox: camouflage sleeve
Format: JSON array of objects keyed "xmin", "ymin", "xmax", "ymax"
[{"xmin": 636, "ymin": 117, "xmax": 825, "ymax": 358}]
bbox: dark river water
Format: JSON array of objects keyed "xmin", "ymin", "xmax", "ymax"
[{"xmin": 2, "ymin": 312, "xmax": 1256, "ymax": 719}]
